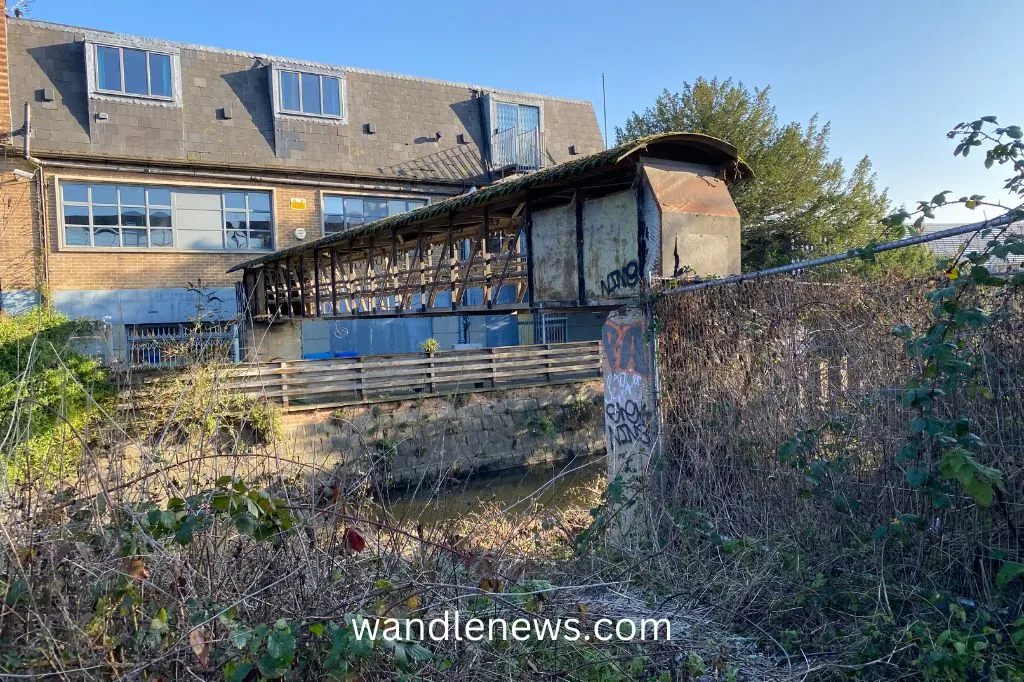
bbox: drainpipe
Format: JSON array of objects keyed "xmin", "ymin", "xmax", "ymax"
[{"xmin": 22, "ymin": 103, "xmax": 49, "ymax": 307}]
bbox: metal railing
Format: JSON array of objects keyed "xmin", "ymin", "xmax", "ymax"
[
  {"xmin": 127, "ymin": 322, "xmax": 237, "ymax": 368},
  {"xmin": 517, "ymin": 315, "xmax": 568, "ymax": 345},
  {"xmin": 490, "ymin": 127, "xmax": 542, "ymax": 172}
]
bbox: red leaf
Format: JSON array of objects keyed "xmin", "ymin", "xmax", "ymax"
[{"xmin": 344, "ymin": 528, "xmax": 366, "ymax": 553}]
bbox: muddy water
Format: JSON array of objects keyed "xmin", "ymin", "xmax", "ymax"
[{"xmin": 376, "ymin": 455, "xmax": 607, "ymax": 525}]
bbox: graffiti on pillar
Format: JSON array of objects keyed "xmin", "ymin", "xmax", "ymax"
[{"xmin": 602, "ymin": 312, "xmax": 653, "ymax": 456}]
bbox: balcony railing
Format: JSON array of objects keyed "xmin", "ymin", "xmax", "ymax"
[{"xmin": 490, "ymin": 127, "xmax": 542, "ymax": 173}]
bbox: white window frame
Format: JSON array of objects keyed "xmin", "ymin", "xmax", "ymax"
[
  {"xmin": 56, "ymin": 177, "xmax": 277, "ymax": 254},
  {"xmin": 485, "ymin": 94, "xmax": 545, "ymax": 168},
  {"xmin": 271, "ymin": 64, "xmax": 347, "ymax": 123},
  {"xmin": 85, "ymin": 40, "xmax": 182, "ymax": 107}
]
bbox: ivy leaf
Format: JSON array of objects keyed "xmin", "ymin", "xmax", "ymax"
[{"xmin": 995, "ymin": 562, "xmax": 1024, "ymax": 589}]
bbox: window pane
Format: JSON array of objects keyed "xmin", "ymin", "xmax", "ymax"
[
  {"xmin": 91, "ymin": 185, "xmax": 117, "ymax": 205},
  {"xmin": 149, "ymin": 208, "xmax": 172, "ymax": 227},
  {"xmin": 119, "ymin": 185, "xmax": 145, "ymax": 206},
  {"xmin": 409, "ymin": 199, "xmax": 427, "ymax": 209},
  {"xmin": 223, "ymin": 191, "xmax": 246, "ymax": 209},
  {"xmin": 65, "ymin": 226, "xmax": 90, "ymax": 245},
  {"xmin": 248, "ymin": 233, "xmax": 272, "ymax": 249},
  {"xmin": 151, "ymin": 229, "xmax": 173, "ymax": 246},
  {"xmin": 324, "ymin": 214, "xmax": 345, "ymax": 233},
  {"xmin": 226, "ymin": 230, "xmax": 248, "ymax": 249},
  {"xmin": 387, "ymin": 199, "xmax": 409, "ymax": 216},
  {"xmin": 322, "ymin": 76, "xmax": 341, "ymax": 116},
  {"xmin": 364, "ymin": 199, "xmax": 387, "ymax": 219},
  {"xmin": 347, "ymin": 216, "xmax": 364, "ymax": 229},
  {"xmin": 249, "ymin": 211, "xmax": 272, "ymax": 231},
  {"xmin": 343, "ymin": 197, "xmax": 363, "ymax": 216},
  {"xmin": 247, "ymin": 192, "xmax": 271, "ymax": 211},
  {"xmin": 121, "ymin": 206, "xmax": 146, "ymax": 227},
  {"xmin": 225, "ymin": 211, "xmax": 247, "ymax": 230},
  {"xmin": 92, "ymin": 205, "xmax": 118, "ymax": 226},
  {"xmin": 323, "ymin": 196, "xmax": 344, "ymax": 214},
  {"xmin": 123, "ymin": 48, "xmax": 149, "ymax": 95},
  {"xmin": 63, "ymin": 204, "xmax": 90, "ymax": 225},
  {"xmin": 280, "ymin": 71, "xmax": 300, "ymax": 111},
  {"xmin": 147, "ymin": 187, "xmax": 171, "ymax": 206},
  {"xmin": 96, "ymin": 46, "xmax": 122, "ymax": 91},
  {"xmin": 123, "ymin": 228, "xmax": 148, "ymax": 247},
  {"xmin": 178, "ymin": 229, "xmax": 223, "ymax": 250},
  {"xmin": 62, "ymin": 183, "xmax": 89, "ymax": 203},
  {"xmin": 94, "ymin": 227, "xmax": 120, "ymax": 246},
  {"xmin": 301, "ymin": 72, "xmax": 321, "ymax": 114},
  {"xmin": 149, "ymin": 53, "xmax": 171, "ymax": 97}
]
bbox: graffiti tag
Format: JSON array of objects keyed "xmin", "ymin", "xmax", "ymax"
[
  {"xmin": 599, "ymin": 260, "xmax": 641, "ymax": 297},
  {"xmin": 602, "ymin": 318, "xmax": 648, "ymax": 376},
  {"xmin": 605, "ymin": 399, "xmax": 653, "ymax": 449}
]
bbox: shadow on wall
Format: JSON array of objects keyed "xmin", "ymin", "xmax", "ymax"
[
  {"xmin": 221, "ymin": 65, "xmax": 276, "ymax": 153},
  {"xmin": 27, "ymin": 42, "xmax": 91, "ymax": 138}
]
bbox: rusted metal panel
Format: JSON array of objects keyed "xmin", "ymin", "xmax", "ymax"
[
  {"xmin": 642, "ymin": 158, "xmax": 741, "ymax": 278},
  {"xmin": 641, "ymin": 158, "xmax": 740, "ymax": 217},
  {"xmin": 581, "ymin": 189, "xmax": 640, "ymax": 301},
  {"xmin": 531, "ymin": 201, "xmax": 579, "ymax": 304}
]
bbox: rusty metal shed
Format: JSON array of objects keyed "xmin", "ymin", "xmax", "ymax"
[{"xmin": 230, "ymin": 132, "xmax": 751, "ymax": 320}]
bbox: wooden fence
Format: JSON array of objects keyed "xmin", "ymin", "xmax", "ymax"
[{"xmin": 208, "ymin": 341, "xmax": 601, "ymax": 411}]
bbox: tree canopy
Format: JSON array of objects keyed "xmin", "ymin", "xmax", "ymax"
[{"xmin": 617, "ymin": 78, "xmax": 933, "ymax": 274}]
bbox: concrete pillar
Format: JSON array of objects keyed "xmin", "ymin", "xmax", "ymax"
[{"xmin": 601, "ymin": 306, "xmax": 658, "ymax": 536}]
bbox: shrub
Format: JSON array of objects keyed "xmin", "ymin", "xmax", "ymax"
[{"xmin": 0, "ymin": 307, "xmax": 110, "ymax": 484}]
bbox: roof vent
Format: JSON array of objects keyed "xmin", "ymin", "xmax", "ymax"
[
  {"xmin": 363, "ymin": 122, "xmax": 376, "ymax": 134},
  {"xmin": 568, "ymin": 145, "xmax": 579, "ymax": 155},
  {"xmin": 219, "ymin": 106, "xmax": 233, "ymax": 120}
]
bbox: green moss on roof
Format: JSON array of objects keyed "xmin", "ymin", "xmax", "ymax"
[{"xmin": 228, "ymin": 132, "xmax": 750, "ymax": 273}]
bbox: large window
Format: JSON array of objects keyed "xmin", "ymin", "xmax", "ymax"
[
  {"xmin": 278, "ymin": 70, "xmax": 342, "ymax": 118},
  {"xmin": 94, "ymin": 45, "xmax": 173, "ymax": 99},
  {"xmin": 322, "ymin": 195, "xmax": 427, "ymax": 234},
  {"xmin": 60, "ymin": 182, "xmax": 273, "ymax": 251},
  {"xmin": 491, "ymin": 101, "xmax": 541, "ymax": 169}
]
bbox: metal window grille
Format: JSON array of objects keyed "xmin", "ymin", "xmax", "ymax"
[
  {"xmin": 517, "ymin": 314, "xmax": 567, "ymax": 345},
  {"xmin": 127, "ymin": 322, "xmax": 237, "ymax": 367}
]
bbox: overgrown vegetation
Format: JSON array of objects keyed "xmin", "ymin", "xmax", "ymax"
[
  {"xmin": 0, "ymin": 307, "xmax": 109, "ymax": 484},
  {"xmin": 585, "ymin": 117, "xmax": 1024, "ymax": 679}
]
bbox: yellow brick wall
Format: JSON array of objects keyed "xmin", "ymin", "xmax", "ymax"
[
  {"xmin": 0, "ymin": 153, "xmax": 41, "ymax": 297},
  {"xmin": 42, "ymin": 169, "xmax": 324, "ymax": 291}
]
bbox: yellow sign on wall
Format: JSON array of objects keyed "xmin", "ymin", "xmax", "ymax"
[{"xmin": 290, "ymin": 197, "xmax": 307, "ymax": 210}]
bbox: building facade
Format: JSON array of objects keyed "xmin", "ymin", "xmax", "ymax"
[{"xmin": 0, "ymin": 14, "xmax": 604, "ymax": 364}]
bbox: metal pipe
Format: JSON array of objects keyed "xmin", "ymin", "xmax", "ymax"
[
  {"xmin": 38, "ymin": 158, "xmax": 462, "ymax": 197},
  {"xmin": 660, "ymin": 210, "xmax": 1022, "ymax": 296}
]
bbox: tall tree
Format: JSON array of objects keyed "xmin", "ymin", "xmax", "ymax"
[{"xmin": 618, "ymin": 78, "xmax": 932, "ymax": 273}]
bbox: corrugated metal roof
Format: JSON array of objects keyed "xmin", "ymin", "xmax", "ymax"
[{"xmin": 228, "ymin": 132, "xmax": 752, "ymax": 273}]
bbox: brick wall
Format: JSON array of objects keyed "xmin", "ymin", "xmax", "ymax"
[
  {"xmin": 0, "ymin": 13, "xmax": 10, "ymax": 143},
  {"xmin": 0, "ymin": 152, "xmax": 41, "ymax": 302}
]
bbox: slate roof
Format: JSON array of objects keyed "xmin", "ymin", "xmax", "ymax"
[
  {"xmin": 7, "ymin": 18, "xmax": 605, "ymax": 184},
  {"xmin": 228, "ymin": 132, "xmax": 752, "ymax": 272}
]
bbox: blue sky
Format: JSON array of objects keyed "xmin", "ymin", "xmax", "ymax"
[{"xmin": 24, "ymin": 0, "xmax": 1024, "ymax": 222}]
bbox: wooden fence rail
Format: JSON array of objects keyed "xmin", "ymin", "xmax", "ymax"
[{"xmin": 130, "ymin": 341, "xmax": 602, "ymax": 412}]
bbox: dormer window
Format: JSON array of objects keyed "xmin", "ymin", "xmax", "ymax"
[
  {"xmin": 272, "ymin": 65, "xmax": 346, "ymax": 121},
  {"xmin": 95, "ymin": 45, "xmax": 173, "ymax": 98},
  {"xmin": 86, "ymin": 40, "xmax": 181, "ymax": 105}
]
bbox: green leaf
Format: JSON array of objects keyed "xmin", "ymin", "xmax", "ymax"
[
  {"xmin": 226, "ymin": 661, "xmax": 253, "ymax": 682},
  {"xmin": 996, "ymin": 562, "xmax": 1024, "ymax": 589},
  {"xmin": 175, "ymin": 515, "xmax": 198, "ymax": 545},
  {"xmin": 1005, "ymin": 125, "xmax": 1023, "ymax": 140},
  {"xmin": 258, "ymin": 621, "xmax": 296, "ymax": 679}
]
